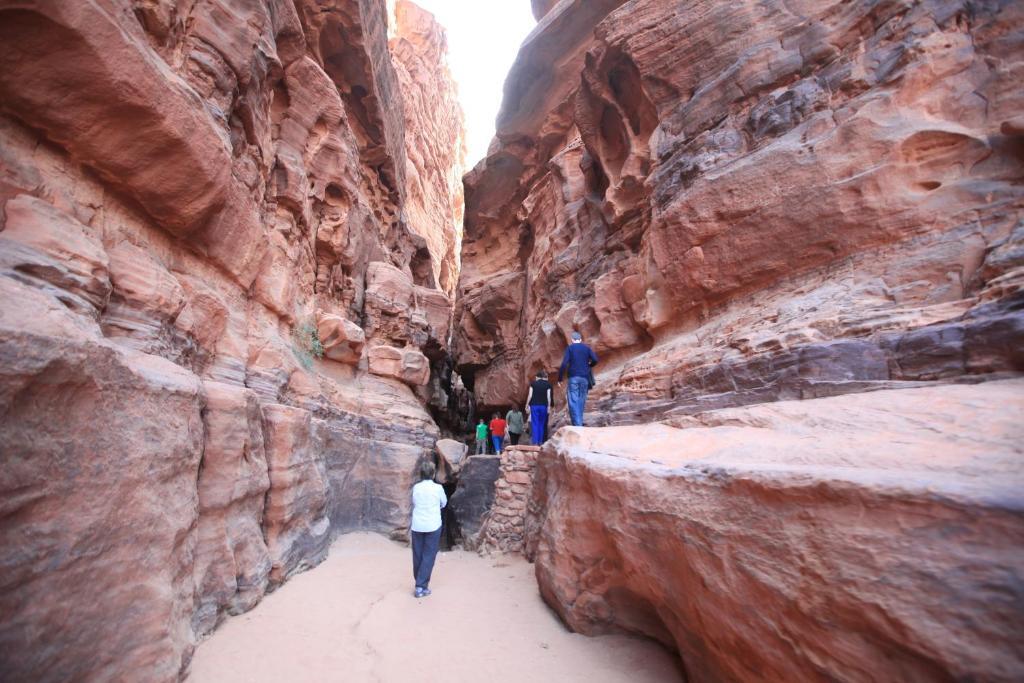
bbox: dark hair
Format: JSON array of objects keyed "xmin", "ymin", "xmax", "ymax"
[
  {"xmin": 419, "ymin": 460, "xmax": 436, "ymax": 481},
  {"xmin": 536, "ymin": 369, "xmax": 546, "ymax": 379}
]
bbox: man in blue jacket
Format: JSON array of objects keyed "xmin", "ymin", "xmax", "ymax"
[{"xmin": 558, "ymin": 331, "xmax": 598, "ymax": 426}]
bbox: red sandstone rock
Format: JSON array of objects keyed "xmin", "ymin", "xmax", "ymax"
[
  {"xmin": 526, "ymin": 380, "xmax": 1024, "ymax": 681},
  {"xmin": 390, "ymin": 0, "xmax": 466, "ymax": 294},
  {"xmin": 0, "ymin": 195, "xmax": 111, "ymax": 318},
  {"xmin": 174, "ymin": 274, "xmax": 231, "ymax": 361},
  {"xmin": 260, "ymin": 404, "xmax": 330, "ymax": 585},
  {"xmin": 0, "ymin": 0, "xmax": 464, "ymax": 677},
  {"xmin": 434, "ymin": 437, "xmax": 469, "ymax": 484},
  {"xmin": 530, "ymin": 0, "xmax": 560, "ymax": 22},
  {"xmin": 368, "ymin": 344, "xmax": 431, "ymax": 386},
  {"xmin": 193, "ymin": 382, "xmax": 271, "ymax": 636},
  {"xmin": 455, "ymin": 0, "xmax": 1024, "ymax": 419},
  {"xmin": 317, "ymin": 311, "xmax": 366, "ymax": 365},
  {"xmin": 0, "ymin": 328, "xmax": 204, "ymax": 680},
  {"xmin": 314, "ymin": 377, "xmax": 439, "ymax": 539}
]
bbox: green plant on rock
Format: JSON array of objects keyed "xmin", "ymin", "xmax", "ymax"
[{"xmin": 292, "ymin": 319, "xmax": 324, "ymax": 370}]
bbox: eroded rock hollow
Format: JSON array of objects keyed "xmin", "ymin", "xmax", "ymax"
[{"xmin": 0, "ymin": 0, "xmax": 464, "ymax": 678}]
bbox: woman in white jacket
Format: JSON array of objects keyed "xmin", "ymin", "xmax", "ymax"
[{"xmin": 410, "ymin": 460, "xmax": 447, "ymax": 598}]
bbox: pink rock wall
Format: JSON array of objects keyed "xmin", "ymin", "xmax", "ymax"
[
  {"xmin": 454, "ymin": 0, "xmax": 1024, "ymax": 418},
  {"xmin": 0, "ymin": 0, "xmax": 463, "ymax": 678}
]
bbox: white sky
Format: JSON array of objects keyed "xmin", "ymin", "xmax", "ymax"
[{"xmin": 411, "ymin": 0, "xmax": 537, "ymax": 168}]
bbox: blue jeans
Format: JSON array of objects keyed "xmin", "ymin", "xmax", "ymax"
[
  {"xmin": 491, "ymin": 435, "xmax": 503, "ymax": 453},
  {"xmin": 529, "ymin": 405, "xmax": 548, "ymax": 445},
  {"xmin": 567, "ymin": 376, "xmax": 590, "ymax": 426},
  {"xmin": 412, "ymin": 527, "xmax": 442, "ymax": 590}
]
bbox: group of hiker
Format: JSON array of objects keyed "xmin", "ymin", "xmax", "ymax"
[
  {"xmin": 472, "ymin": 331, "xmax": 598, "ymax": 454},
  {"xmin": 473, "ymin": 403, "xmax": 532, "ymax": 454},
  {"xmin": 410, "ymin": 331, "xmax": 598, "ymax": 598}
]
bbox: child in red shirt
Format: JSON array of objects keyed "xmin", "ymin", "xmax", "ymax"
[{"xmin": 489, "ymin": 413, "xmax": 507, "ymax": 454}]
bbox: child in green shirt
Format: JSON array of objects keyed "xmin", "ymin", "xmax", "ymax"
[{"xmin": 475, "ymin": 418, "xmax": 488, "ymax": 454}]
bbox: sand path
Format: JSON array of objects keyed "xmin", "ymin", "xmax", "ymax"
[{"xmin": 189, "ymin": 533, "xmax": 680, "ymax": 682}]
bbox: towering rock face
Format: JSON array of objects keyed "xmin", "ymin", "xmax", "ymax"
[
  {"xmin": 0, "ymin": 0, "xmax": 463, "ymax": 679},
  {"xmin": 390, "ymin": 0, "xmax": 467, "ymax": 295},
  {"xmin": 454, "ymin": 0, "xmax": 1024, "ymax": 417}
]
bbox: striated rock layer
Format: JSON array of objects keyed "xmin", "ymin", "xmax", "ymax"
[
  {"xmin": 0, "ymin": 0, "xmax": 463, "ymax": 679},
  {"xmin": 526, "ymin": 380, "xmax": 1024, "ymax": 681},
  {"xmin": 454, "ymin": 0, "xmax": 1024, "ymax": 418}
]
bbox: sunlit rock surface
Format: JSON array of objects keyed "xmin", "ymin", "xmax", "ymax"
[
  {"xmin": 0, "ymin": 0, "xmax": 463, "ymax": 678},
  {"xmin": 390, "ymin": 0, "xmax": 467, "ymax": 295},
  {"xmin": 526, "ymin": 380, "xmax": 1024, "ymax": 682},
  {"xmin": 454, "ymin": 0, "xmax": 1024, "ymax": 418}
]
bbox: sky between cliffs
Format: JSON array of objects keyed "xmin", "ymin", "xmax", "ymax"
[{"xmin": 411, "ymin": 0, "xmax": 537, "ymax": 169}]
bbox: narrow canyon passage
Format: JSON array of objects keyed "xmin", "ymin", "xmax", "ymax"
[
  {"xmin": 188, "ymin": 534, "xmax": 681, "ymax": 682},
  {"xmin": 1, "ymin": 0, "xmax": 1022, "ymax": 681}
]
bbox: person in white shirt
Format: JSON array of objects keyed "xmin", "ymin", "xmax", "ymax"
[{"xmin": 410, "ymin": 460, "xmax": 447, "ymax": 598}]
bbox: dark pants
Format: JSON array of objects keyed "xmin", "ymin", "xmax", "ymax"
[
  {"xmin": 530, "ymin": 405, "xmax": 548, "ymax": 445},
  {"xmin": 412, "ymin": 527, "xmax": 442, "ymax": 589},
  {"xmin": 509, "ymin": 432, "xmax": 521, "ymax": 446}
]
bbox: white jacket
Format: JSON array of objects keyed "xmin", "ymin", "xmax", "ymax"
[{"xmin": 411, "ymin": 480, "xmax": 447, "ymax": 532}]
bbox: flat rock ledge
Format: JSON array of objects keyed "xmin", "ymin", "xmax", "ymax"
[{"xmin": 525, "ymin": 379, "xmax": 1024, "ymax": 682}]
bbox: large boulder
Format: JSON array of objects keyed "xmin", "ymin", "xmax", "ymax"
[
  {"xmin": 526, "ymin": 380, "xmax": 1024, "ymax": 682},
  {"xmin": 449, "ymin": 454, "xmax": 501, "ymax": 547},
  {"xmin": 317, "ymin": 312, "xmax": 365, "ymax": 365},
  {"xmin": 368, "ymin": 344, "xmax": 431, "ymax": 386},
  {"xmin": 434, "ymin": 437, "xmax": 469, "ymax": 484}
]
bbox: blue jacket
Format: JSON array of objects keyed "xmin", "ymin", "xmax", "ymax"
[{"xmin": 558, "ymin": 342, "xmax": 598, "ymax": 381}]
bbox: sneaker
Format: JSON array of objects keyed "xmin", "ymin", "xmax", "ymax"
[
  {"xmin": 414, "ymin": 587, "xmax": 424, "ymax": 598},
  {"xmin": 420, "ymin": 588, "xmax": 431, "ymax": 597}
]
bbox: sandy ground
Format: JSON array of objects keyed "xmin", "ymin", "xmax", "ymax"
[{"xmin": 188, "ymin": 533, "xmax": 681, "ymax": 683}]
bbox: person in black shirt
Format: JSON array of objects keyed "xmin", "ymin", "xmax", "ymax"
[{"xmin": 526, "ymin": 369, "xmax": 553, "ymax": 445}]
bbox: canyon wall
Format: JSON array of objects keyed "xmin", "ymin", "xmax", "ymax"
[
  {"xmin": 454, "ymin": 0, "xmax": 1024, "ymax": 418},
  {"xmin": 0, "ymin": 0, "xmax": 462, "ymax": 679},
  {"xmin": 390, "ymin": 0, "xmax": 466, "ymax": 295},
  {"xmin": 454, "ymin": 0, "xmax": 1024, "ymax": 679}
]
